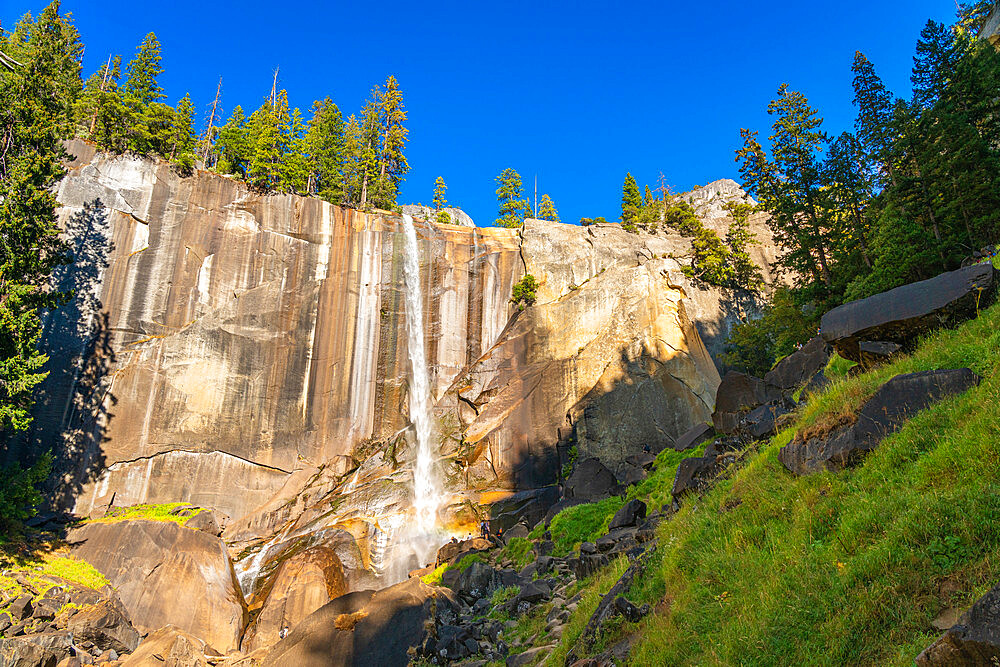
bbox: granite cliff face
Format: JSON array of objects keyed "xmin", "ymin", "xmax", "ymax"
[
  {"xmin": 6, "ymin": 144, "xmax": 776, "ymax": 652},
  {"xmin": 30, "ymin": 140, "xmax": 522, "ymax": 524}
]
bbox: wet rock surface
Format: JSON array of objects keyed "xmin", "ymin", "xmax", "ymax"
[{"xmin": 779, "ymin": 369, "xmax": 981, "ymax": 475}]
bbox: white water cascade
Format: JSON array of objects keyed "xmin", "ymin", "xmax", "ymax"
[{"xmin": 400, "ymin": 213, "xmax": 441, "ymax": 536}]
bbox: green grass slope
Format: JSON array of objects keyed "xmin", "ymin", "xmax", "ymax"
[{"xmin": 544, "ymin": 301, "xmax": 1000, "ymax": 666}]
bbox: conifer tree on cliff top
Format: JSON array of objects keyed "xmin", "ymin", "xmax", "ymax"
[
  {"xmin": 620, "ymin": 172, "xmax": 641, "ymax": 232},
  {"xmin": 433, "ymin": 177, "xmax": 448, "ymax": 211},
  {"xmin": 494, "ymin": 168, "xmax": 530, "ymax": 228},
  {"xmin": 124, "ymin": 32, "xmax": 164, "ymax": 106},
  {"xmin": 538, "ymin": 193, "xmax": 559, "ymax": 222},
  {"xmin": 303, "ymin": 97, "xmax": 346, "ymax": 204}
]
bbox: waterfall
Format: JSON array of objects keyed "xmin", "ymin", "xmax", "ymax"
[{"xmin": 400, "ymin": 213, "xmax": 440, "ymax": 534}]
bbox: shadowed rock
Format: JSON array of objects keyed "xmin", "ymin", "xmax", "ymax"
[
  {"xmin": 608, "ymin": 499, "xmax": 647, "ymax": 530},
  {"xmin": 673, "ymin": 422, "xmax": 714, "ymax": 452},
  {"xmin": 779, "ymin": 369, "xmax": 981, "ymax": 475},
  {"xmin": 565, "ymin": 458, "xmax": 621, "ymax": 502},
  {"xmin": 764, "ymin": 336, "xmax": 830, "ymax": 391},
  {"xmin": 712, "ymin": 372, "xmax": 780, "ymax": 434},
  {"xmin": 820, "ymin": 264, "xmax": 996, "ymax": 363},
  {"xmin": 118, "ymin": 625, "xmax": 221, "ymax": 667},
  {"xmin": 488, "ymin": 486, "xmax": 560, "ymax": 532},
  {"xmin": 67, "ymin": 519, "xmax": 247, "ymax": 653},
  {"xmin": 261, "ymin": 578, "xmax": 456, "ymax": 667},
  {"xmin": 916, "ymin": 581, "xmax": 1000, "ymax": 665}
]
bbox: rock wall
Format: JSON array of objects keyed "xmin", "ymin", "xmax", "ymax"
[
  {"xmin": 442, "ymin": 220, "xmax": 722, "ymax": 484},
  {"xmin": 10, "ymin": 144, "xmax": 773, "ymax": 536},
  {"xmin": 23, "ymin": 140, "xmax": 522, "ymax": 522}
]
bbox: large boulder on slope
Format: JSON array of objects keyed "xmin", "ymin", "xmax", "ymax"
[
  {"xmin": 673, "ymin": 422, "xmax": 714, "ymax": 452},
  {"xmin": 764, "ymin": 336, "xmax": 830, "ymax": 391},
  {"xmin": 565, "ymin": 458, "xmax": 621, "ymax": 501},
  {"xmin": 241, "ymin": 546, "xmax": 348, "ymax": 652},
  {"xmin": 67, "ymin": 519, "xmax": 248, "ymax": 653},
  {"xmin": 779, "ymin": 369, "xmax": 981, "ymax": 475},
  {"xmin": 261, "ymin": 578, "xmax": 457, "ymax": 667},
  {"xmin": 820, "ymin": 263, "xmax": 996, "ymax": 363},
  {"xmin": 917, "ymin": 581, "xmax": 1000, "ymax": 665},
  {"xmin": 488, "ymin": 486, "xmax": 560, "ymax": 532},
  {"xmin": 712, "ymin": 372, "xmax": 780, "ymax": 434}
]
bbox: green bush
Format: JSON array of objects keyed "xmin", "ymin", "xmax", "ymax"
[
  {"xmin": 511, "ymin": 274, "xmax": 538, "ymax": 310},
  {"xmin": 0, "ymin": 453, "xmax": 52, "ymax": 536}
]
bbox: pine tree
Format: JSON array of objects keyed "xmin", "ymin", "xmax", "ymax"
[
  {"xmin": 737, "ymin": 85, "xmax": 833, "ymax": 291},
  {"xmin": 356, "ymin": 97, "xmax": 381, "ymax": 208},
  {"xmin": 245, "ymin": 90, "xmax": 293, "ymax": 191},
  {"xmin": 538, "ymin": 194, "xmax": 559, "ymax": 222},
  {"xmin": 851, "ymin": 51, "xmax": 897, "ymax": 189},
  {"xmin": 911, "ymin": 20, "xmax": 960, "ymax": 110},
  {"xmin": 722, "ymin": 201, "xmax": 763, "ymax": 290},
  {"xmin": 494, "ymin": 168, "xmax": 529, "ymax": 228},
  {"xmin": 0, "ymin": 1, "xmax": 80, "ymax": 438},
  {"xmin": 620, "ymin": 172, "xmax": 641, "ymax": 232},
  {"xmin": 643, "ymin": 185, "xmax": 653, "ymax": 206},
  {"xmin": 215, "ymin": 105, "xmax": 249, "ymax": 177},
  {"xmin": 433, "ymin": 177, "xmax": 448, "ymax": 211},
  {"xmin": 823, "ymin": 132, "xmax": 874, "ymax": 270},
  {"xmin": 283, "ymin": 106, "xmax": 309, "ymax": 193},
  {"xmin": 371, "ymin": 75, "xmax": 409, "ymax": 210},
  {"xmin": 303, "ymin": 97, "xmax": 345, "ymax": 202},
  {"xmin": 168, "ymin": 93, "xmax": 196, "ymax": 170},
  {"xmin": 341, "ymin": 114, "xmax": 363, "ymax": 206},
  {"xmin": 123, "ymin": 32, "xmax": 164, "ymax": 106}
]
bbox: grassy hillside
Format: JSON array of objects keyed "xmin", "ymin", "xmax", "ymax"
[{"xmin": 536, "ymin": 301, "xmax": 1000, "ymax": 666}]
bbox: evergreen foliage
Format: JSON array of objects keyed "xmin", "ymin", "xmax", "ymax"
[
  {"xmin": 433, "ymin": 176, "xmax": 447, "ymax": 211},
  {"xmin": 620, "ymin": 172, "xmax": 641, "ymax": 232},
  {"xmin": 538, "ymin": 193, "xmax": 559, "ymax": 222},
  {"xmin": 494, "ymin": 168, "xmax": 529, "ymax": 228},
  {"xmin": 0, "ymin": 1, "xmax": 82, "ymax": 532}
]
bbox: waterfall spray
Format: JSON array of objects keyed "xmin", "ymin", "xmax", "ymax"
[{"xmin": 400, "ymin": 214, "xmax": 440, "ymax": 533}]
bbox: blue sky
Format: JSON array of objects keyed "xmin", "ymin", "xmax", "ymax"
[{"xmin": 5, "ymin": 1, "xmax": 958, "ymax": 225}]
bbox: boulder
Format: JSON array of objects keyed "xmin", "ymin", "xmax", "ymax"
[
  {"xmin": 673, "ymin": 422, "xmax": 714, "ymax": 452},
  {"xmin": 0, "ymin": 632, "xmax": 73, "ymax": 667},
  {"xmin": 65, "ymin": 600, "xmax": 140, "ymax": 654},
  {"xmin": 118, "ymin": 625, "xmax": 220, "ymax": 667},
  {"xmin": 184, "ymin": 510, "xmax": 223, "ymax": 537},
  {"xmin": 821, "ymin": 263, "xmax": 996, "ymax": 362},
  {"xmin": 67, "ymin": 519, "xmax": 247, "ymax": 653},
  {"xmin": 764, "ymin": 336, "xmax": 830, "ymax": 391},
  {"xmin": 671, "ymin": 454, "xmax": 721, "ymax": 499},
  {"xmin": 436, "ymin": 537, "xmax": 492, "ymax": 567},
  {"xmin": 608, "ymin": 500, "xmax": 647, "ymax": 531},
  {"xmin": 261, "ymin": 577, "xmax": 457, "ymax": 667},
  {"xmin": 457, "ymin": 561, "xmax": 499, "ymax": 601},
  {"xmin": 565, "ymin": 458, "xmax": 621, "ymax": 501},
  {"xmin": 916, "ymin": 581, "xmax": 1000, "ymax": 665},
  {"xmin": 739, "ymin": 403, "xmax": 788, "ymax": 440},
  {"xmin": 712, "ymin": 372, "xmax": 780, "ymax": 434},
  {"xmin": 858, "ymin": 341, "xmax": 902, "ymax": 368},
  {"xmin": 779, "ymin": 369, "xmax": 981, "ymax": 475},
  {"xmin": 241, "ymin": 546, "xmax": 348, "ymax": 652},
  {"xmin": 488, "ymin": 486, "xmax": 560, "ymax": 533}
]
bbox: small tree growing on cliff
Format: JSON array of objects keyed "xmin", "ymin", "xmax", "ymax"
[
  {"xmin": 433, "ymin": 177, "xmax": 448, "ymax": 211},
  {"xmin": 621, "ymin": 172, "xmax": 641, "ymax": 232},
  {"xmin": 538, "ymin": 194, "xmax": 559, "ymax": 222},
  {"xmin": 494, "ymin": 168, "xmax": 530, "ymax": 228}
]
